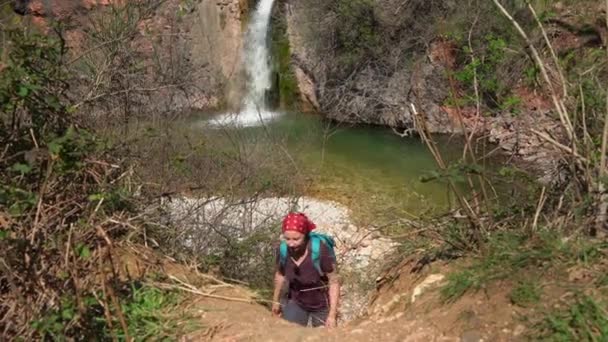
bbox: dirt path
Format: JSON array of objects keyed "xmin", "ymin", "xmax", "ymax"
[
  {"xmin": 120, "ymin": 244, "xmax": 526, "ymax": 342},
  {"xmin": 182, "ymin": 287, "xmax": 452, "ymax": 342},
  {"xmin": 178, "ymin": 255, "xmax": 532, "ymax": 342}
]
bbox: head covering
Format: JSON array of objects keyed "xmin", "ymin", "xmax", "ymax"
[{"xmin": 281, "ymin": 212, "xmax": 316, "ymax": 234}]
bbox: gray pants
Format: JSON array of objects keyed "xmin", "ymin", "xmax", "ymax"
[{"xmin": 282, "ymin": 300, "xmax": 328, "ymax": 327}]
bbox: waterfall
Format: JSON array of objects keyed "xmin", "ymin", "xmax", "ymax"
[
  {"xmin": 209, "ymin": 0, "xmax": 280, "ymax": 127},
  {"xmin": 243, "ymin": 0, "xmax": 275, "ymax": 112}
]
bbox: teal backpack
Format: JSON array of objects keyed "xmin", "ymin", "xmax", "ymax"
[{"xmin": 279, "ymin": 232, "xmax": 336, "ymax": 275}]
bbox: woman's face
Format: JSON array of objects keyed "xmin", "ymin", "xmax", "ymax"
[{"xmin": 283, "ymin": 230, "xmax": 306, "ymax": 250}]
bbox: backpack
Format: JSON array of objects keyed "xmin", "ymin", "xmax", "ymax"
[{"xmin": 279, "ymin": 232, "xmax": 336, "ymax": 275}]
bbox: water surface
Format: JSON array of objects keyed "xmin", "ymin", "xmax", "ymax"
[{"xmin": 197, "ymin": 111, "xmax": 483, "ymax": 219}]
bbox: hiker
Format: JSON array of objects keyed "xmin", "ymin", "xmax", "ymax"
[{"xmin": 271, "ymin": 212, "xmax": 340, "ymax": 328}]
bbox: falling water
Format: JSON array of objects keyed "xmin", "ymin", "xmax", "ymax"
[{"xmin": 209, "ymin": 0, "xmax": 280, "ymax": 127}]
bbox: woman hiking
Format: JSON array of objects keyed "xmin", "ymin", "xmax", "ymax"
[{"xmin": 271, "ymin": 212, "xmax": 340, "ymax": 328}]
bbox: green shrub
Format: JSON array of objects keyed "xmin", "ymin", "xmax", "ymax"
[
  {"xmin": 218, "ymin": 224, "xmax": 279, "ymax": 298},
  {"xmin": 536, "ymin": 294, "xmax": 608, "ymax": 341},
  {"xmin": 510, "ymin": 281, "xmax": 542, "ymax": 307},
  {"xmin": 440, "ymin": 231, "xmax": 605, "ymax": 303},
  {"xmin": 271, "ymin": 12, "xmax": 299, "ymax": 109},
  {"xmin": 333, "ymin": 0, "xmax": 379, "ymax": 74},
  {"xmin": 115, "ymin": 285, "xmax": 197, "ymax": 341}
]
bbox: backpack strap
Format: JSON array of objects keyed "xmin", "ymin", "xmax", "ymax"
[
  {"xmin": 310, "ymin": 235, "xmax": 323, "ymax": 275},
  {"xmin": 282, "ymin": 234, "xmax": 336, "ymax": 276},
  {"xmin": 311, "ymin": 233, "xmax": 337, "ymax": 275},
  {"xmin": 279, "ymin": 240, "xmax": 288, "ymax": 269}
]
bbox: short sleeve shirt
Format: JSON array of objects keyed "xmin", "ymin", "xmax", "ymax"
[{"xmin": 276, "ymin": 241, "xmax": 335, "ymax": 311}]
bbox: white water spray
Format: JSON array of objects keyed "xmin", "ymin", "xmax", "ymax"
[
  {"xmin": 244, "ymin": 0, "xmax": 275, "ymax": 112},
  {"xmin": 209, "ymin": 0, "xmax": 280, "ymax": 127}
]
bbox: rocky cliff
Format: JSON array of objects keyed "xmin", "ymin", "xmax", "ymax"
[
  {"xmin": 283, "ymin": 0, "xmax": 457, "ymax": 132},
  {"xmin": 7, "ymin": 0, "xmax": 606, "ymax": 145},
  {"xmin": 280, "ymin": 0, "xmax": 608, "ymax": 178},
  {"xmin": 190, "ymin": 0, "xmax": 249, "ymax": 110},
  {"xmin": 5, "ymin": 0, "xmax": 251, "ymax": 115}
]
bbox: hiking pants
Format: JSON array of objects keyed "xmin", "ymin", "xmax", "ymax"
[{"xmin": 282, "ymin": 300, "xmax": 328, "ymax": 327}]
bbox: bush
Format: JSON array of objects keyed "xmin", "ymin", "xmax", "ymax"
[
  {"xmin": 219, "ymin": 224, "xmax": 279, "ymax": 296},
  {"xmin": 333, "ymin": 0, "xmax": 379, "ymax": 73},
  {"xmin": 0, "ymin": 26, "xmax": 172, "ymax": 340},
  {"xmin": 536, "ymin": 294, "xmax": 608, "ymax": 341}
]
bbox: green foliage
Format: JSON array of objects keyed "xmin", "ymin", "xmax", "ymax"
[
  {"xmin": 1, "ymin": 26, "xmax": 140, "ymax": 340},
  {"xmin": 454, "ymin": 35, "xmax": 507, "ymax": 94},
  {"xmin": 452, "ymin": 34, "xmax": 524, "ymax": 112},
  {"xmin": 560, "ymin": 44, "xmax": 607, "ymax": 170},
  {"xmin": 218, "ymin": 223, "xmax": 278, "ymax": 297},
  {"xmin": 0, "ymin": 29, "xmax": 68, "ymax": 138},
  {"xmin": 0, "ymin": 3, "xmax": 22, "ymax": 35},
  {"xmin": 441, "ymin": 221, "xmax": 478, "ymax": 252},
  {"xmin": 441, "ymin": 269, "xmax": 478, "ymax": 303},
  {"xmin": 111, "ymin": 285, "xmax": 197, "ymax": 341},
  {"xmin": 271, "ymin": 14, "xmax": 299, "ymax": 109},
  {"xmin": 510, "ymin": 281, "xmax": 542, "ymax": 307},
  {"xmin": 524, "ymin": 64, "xmax": 541, "ymax": 87},
  {"xmin": 439, "ymin": 1, "xmax": 536, "ymax": 115},
  {"xmin": 177, "ymin": 0, "xmax": 197, "ymax": 18},
  {"xmin": 74, "ymin": 243, "xmax": 92, "ymax": 260},
  {"xmin": 536, "ymin": 294, "xmax": 608, "ymax": 341},
  {"xmin": 31, "ymin": 295, "xmax": 106, "ymax": 340},
  {"xmin": 0, "ymin": 29, "xmax": 81, "ymax": 206},
  {"xmin": 31, "ymin": 297, "xmax": 79, "ymax": 340},
  {"xmin": 490, "ymin": 166, "xmax": 541, "ymax": 219},
  {"xmin": 439, "ymin": 1, "xmax": 523, "ymax": 40},
  {"xmin": 332, "ymin": 0, "xmax": 379, "ymax": 73},
  {"xmin": 577, "ymin": 75, "xmax": 608, "ymax": 141},
  {"xmin": 440, "ymin": 231, "xmax": 604, "ymax": 303},
  {"xmin": 11, "ymin": 162, "xmax": 32, "ymax": 175},
  {"xmin": 499, "ymin": 95, "xmax": 522, "ymax": 115},
  {"xmin": 0, "ymin": 186, "xmax": 37, "ymax": 215},
  {"xmin": 32, "ymin": 286, "xmax": 195, "ymax": 341},
  {"xmin": 49, "ymin": 127, "xmax": 98, "ymax": 171}
]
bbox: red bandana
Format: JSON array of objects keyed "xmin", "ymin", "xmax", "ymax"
[{"xmin": 281, "ymin": 212, "xmax": 316, "ymax": 234}]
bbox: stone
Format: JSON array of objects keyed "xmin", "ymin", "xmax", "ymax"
[
  {"xmin": 293, "ymin": 65, "xmax": 320, "ymax": 112},
  {"xmin": 387, "ymin": 312, "xmax": 405, "ymax": 321},
  {"xmin": 461, "ymin": 331, "xmax": 483, "ymax": 342},
  {"xmin": 513, "ymin": 324, "xmax": 525, "ymax": 337},
  {"xmin": 411, "ymin": 274, "xmax": 445, "ymax": 303}
]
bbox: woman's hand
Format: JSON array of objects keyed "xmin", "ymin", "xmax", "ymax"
[
  {"xmin": 272, "ymin": 271, "xmax": 285, "ymax": 317},
  {"xmin": 326, "ymin": 269, "xmax": 340, "ymax": 329},
  {"xmin": 325, "ymin": 315, "xmax": 337, "ymax": 328},
  {"xmin": 271, "ymin": 302, "xmax": 282, "ymax": 317}
]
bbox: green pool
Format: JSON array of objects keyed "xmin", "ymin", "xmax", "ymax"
[{"xmin": 195, "ymin": 111, "xmax": 494, "ymax": 221}]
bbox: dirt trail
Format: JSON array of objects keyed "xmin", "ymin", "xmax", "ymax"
[
  {"xmin": 119, "ymin": 245, "xmax": 525, "ymax": 342},
  {"xmin": 178, "ymin": 255, "xmax": 529, "ymax": 342},
  {"xmin": 182, "ymin": 287, "xmax": 452, "ymax": 342}
]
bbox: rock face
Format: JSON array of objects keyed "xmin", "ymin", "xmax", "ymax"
[
  {"xmin": 279, "ymin": 0, "xmax": 593, "ymax": 179},
  {"xmin": 9, "ymin": 0, "xmax": 249, "ymax": 113},
  {"xmin": 283, "ymin": 0, "xmax": 456, "ymax": 132},
  {"xmin": 190, "ymin": 0, "xmax": 249, "ymax": 110},
  {"xmin": 292, "ymin": 63, "xmax": 320, "ymax": 112}
]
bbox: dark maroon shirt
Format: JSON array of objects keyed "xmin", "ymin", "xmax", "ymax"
[{"xmin": 276, "ymin": 241, "xmax": 335, "ymax": 311}]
